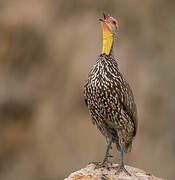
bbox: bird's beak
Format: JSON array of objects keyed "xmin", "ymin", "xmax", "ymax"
[
  {"xmin": 103, "ymin": 12, "xmax": 106, "ymax": 20},
  {"xmin": 99, "ymin": 12, "xmax": 110, "ymax": 22},
  {"xmin": 99, "ymin": 18, "xmax": 104, "ymax": 22}
]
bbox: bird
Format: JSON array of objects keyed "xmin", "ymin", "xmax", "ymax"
[{"xmin": 84, "ymin": 13, "xmax": 138, "ymax": 176}]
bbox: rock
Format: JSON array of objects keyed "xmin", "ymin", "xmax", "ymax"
[{"xmin": 65, "ymin": 163, "xmax": 163, "ymax": 180}]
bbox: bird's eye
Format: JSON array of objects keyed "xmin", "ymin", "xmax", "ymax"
[{"xmin": 113, "ymin": 21, "xmax": 116, "ymax": 24}]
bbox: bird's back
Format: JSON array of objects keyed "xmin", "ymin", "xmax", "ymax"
[{"xmin": 84, "ymin": 54, "xmax": 137, "ymax": 152}]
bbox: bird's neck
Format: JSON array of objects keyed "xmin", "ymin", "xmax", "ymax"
[{"xmin": 102, "ymin": 23, "xmax": 115, "ymax": 55}]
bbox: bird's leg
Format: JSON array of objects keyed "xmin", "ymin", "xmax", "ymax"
[
  {"xmin": 89, "ymin": 138, "xmax": 112, "ymax": 167},
  {"xmin": 115, "ymin": 145, "xmax": 131, "ymax": 176},
  {"xmin": 100, "ymin": 138, "xmax": 113, "ymax": 165}
]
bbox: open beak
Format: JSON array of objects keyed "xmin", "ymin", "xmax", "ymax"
[
  {"xmin": 99, "ymin": 12, "xmax": 109, "ymax": 22},
  {"xmin": 103, "ymin": 12, "xmax": 106, "ymax": 19}
]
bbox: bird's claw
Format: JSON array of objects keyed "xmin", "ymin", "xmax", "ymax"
[{"xmin": 113, "ymin": 164, "xmax": 131, "ymax": 176}]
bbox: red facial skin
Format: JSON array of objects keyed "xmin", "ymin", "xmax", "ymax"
[
  {"xmin": 108, "ymin": 17, "xmax": 119, "ymax": 29},
  {"xmin": 102, "ymin": 22, "xmax": 111, "ymax": 32},
  {"xmin": 100, "ymin": 15, "xmax": 119, "ymax": 32}
]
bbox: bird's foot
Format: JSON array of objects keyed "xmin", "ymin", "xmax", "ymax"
[{"xmin": 113, "ymin": 164, "xmax": 131, "ymax": 176}]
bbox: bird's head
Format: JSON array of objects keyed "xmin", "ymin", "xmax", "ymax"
[
  {"xmin": 99, "ymin": 13, "xmax": 118, "ymax": 55},
  {"xmin": 99, "ymin": 13, "xmax": 119, "ymax": 34}
]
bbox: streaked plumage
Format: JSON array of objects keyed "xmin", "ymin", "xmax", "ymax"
[{"xmin": 84, "ymin": 13, "xmax": 138, "ymax": 175}]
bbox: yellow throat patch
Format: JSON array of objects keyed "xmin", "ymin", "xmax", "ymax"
[{"xmin": 102, "ymin": 23, "xmax": 114, "ymax": 55}]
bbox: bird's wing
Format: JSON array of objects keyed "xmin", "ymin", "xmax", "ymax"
[
  {"xmin": 103, "ymin": 55, "xmax": 138, "ymax": 135},
  {"xmin": 115, "ymin": 72, "xmax": 138, "ymax": 136}
]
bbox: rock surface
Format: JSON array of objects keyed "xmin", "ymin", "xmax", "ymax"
[{"xmin": 65, "ymin": 163, "xmax": 163, "ymax": 180}]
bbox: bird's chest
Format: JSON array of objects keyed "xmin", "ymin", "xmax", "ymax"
[{"xmin": 86, "ymin": 63, "xmax": 119, "ymax": 112}]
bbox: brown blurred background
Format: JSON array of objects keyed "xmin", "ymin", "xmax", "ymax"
[{"xmin": 0, "ymin": 0, "xmax": 175, "ymax": 179}]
